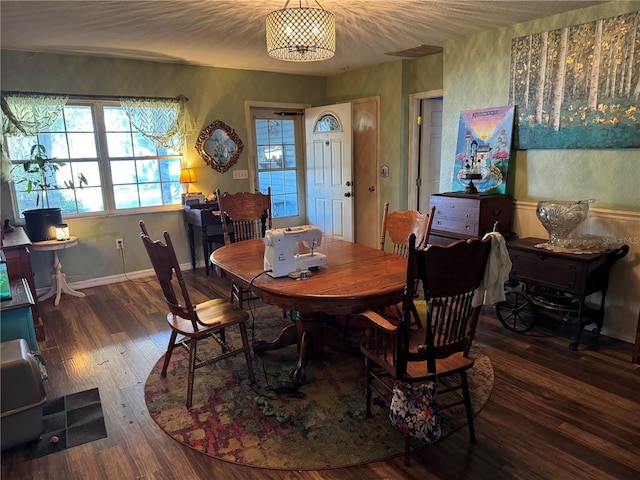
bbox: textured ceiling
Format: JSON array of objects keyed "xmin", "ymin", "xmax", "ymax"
[{"xmin": 0, "ymin": 1, "xmax": 606, "ymax": 76}]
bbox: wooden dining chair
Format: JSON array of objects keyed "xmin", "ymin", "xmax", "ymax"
[
  {"xmin": 380, "ymin": 202, "xmax": 436, "ymax": 255},
  {"xmin": 215, "ymin": 188, "xmax": 272, "ymax": 307},
  {"xmin": 353, "ymin": 233, "xmax": 492, "ymax": 466},
  {"xmin": 139, "ymin": 220, "xmax": 255, "ymax": 408},
  {"xmin": 379, "ymin": 202, "xmax": 436, "ymax": 328}
]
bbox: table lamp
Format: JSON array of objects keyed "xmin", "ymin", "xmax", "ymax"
[{"xmin": 180, "ymin": 168, "xmax": 197, "ymax": 193}]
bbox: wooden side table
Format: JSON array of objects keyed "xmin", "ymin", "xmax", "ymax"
[{"xmin": 30, "ymin": 237, "xmax": 85, "ymax": 306}]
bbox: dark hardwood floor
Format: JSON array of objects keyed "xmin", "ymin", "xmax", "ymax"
[{"xmin": 2, "ymin": 269, "xmax": 639, "ymax": 480}]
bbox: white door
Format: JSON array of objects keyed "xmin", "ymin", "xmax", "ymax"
[
  {"xmin": 305, "ymin": 103, "xmax": 353, "ymax": 241},
  {"xmin": 418, "ymin": 98, "xmax": 443, "ymax": 211}
]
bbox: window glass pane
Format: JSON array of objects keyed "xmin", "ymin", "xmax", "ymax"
[
  {"xmin": 76, "ymin": 187, "xmax": 105, "ymax": 212},
  {"xmin": 269, "ymin": 171, "xmax": 285, "ymax": 195},
  {"xmin": 113, "ymin": 184, "xmax": 140, "ymax": 209},
  {"xmin": 159, "ymin": 159, "xmax": 181, "ymax": 181},
  {"xmin": 133, "ymin": 132, "xmax": 156, "ymax": 156},
  {"xmin": 136, "ymin": 159, "xmax": 160, "ymax": 183},
  {"xmin": 162, "ymin": 182, "xmax": 182, "ymax": 204},
  {"xmin": 75, "ymin": 162, "xmax": 100, "ymax": 187},
  {"xmin": 139, "ymin": 183, "xmax": 163, "ymax": 207},
  {"xmin": 68, "ymin": 133, "xmax": 97, "ymax": 158},
  {"xmin": 107, "ymin": 132, "xmax": 133, "ymax": 157},
  {"xmin": 283, "ymin": 145, "xmax": 296, "ymax": 168},
  {"xmin": 268, "ymin": 120, "xmax": 283, "ymax": 143},
  {"xmin": 255, "ymin": 119, "xmax": 269, "ymax": 144},
  {"xmin": 111, "ymin": 160, "xmax": 137, "ymax": 184},
  {"xmin": 282, "ymin": 120, "xmax": 295, "ymax": 143},
  {"xmin": 64, "ymin": 106, "xmax": 94, "ymax": 131},
  {"xmin": 104, "ymin": 107, "xmax": 130, "ymax": 130}
]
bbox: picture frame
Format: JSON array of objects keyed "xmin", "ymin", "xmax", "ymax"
[{"xmin": 195, "ymin": 119, "xmax": 244, "ymax": 173}]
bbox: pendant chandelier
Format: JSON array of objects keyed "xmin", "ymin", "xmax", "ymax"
[{"xmin": 266, "ymin": 0, "xmax": 335, "ymax": 62}]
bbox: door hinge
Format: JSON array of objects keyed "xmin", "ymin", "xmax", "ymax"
[{"xmin": 416, "ymin": 178, "xmax": 422, "ymax": 187}]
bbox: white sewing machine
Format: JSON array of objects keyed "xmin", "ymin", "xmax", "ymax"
[{"xmin": 263, "ymin": 225, "xmax": 327, "ymax": 278}]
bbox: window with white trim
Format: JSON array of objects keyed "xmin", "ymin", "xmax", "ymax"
[
  {"xmin": 5, "ymin": 98, "xmax": 184, "ymax": 218},
  {"xmin": 250, "ymin": 108, "xmax": 305, "ymax": 221}
]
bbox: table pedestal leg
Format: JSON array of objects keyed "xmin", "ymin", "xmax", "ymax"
[{"xmin": 39, "ymin": 251, "xmax": 85, "ymax": 306}]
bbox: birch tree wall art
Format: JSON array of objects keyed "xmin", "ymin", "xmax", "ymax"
[{"xmin": 510, "ymin": 10, "xmax": 640, "ymax": 149}]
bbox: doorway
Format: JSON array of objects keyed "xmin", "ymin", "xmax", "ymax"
[{"xmin": 408, "ymin": 90, "xmax": 443, "ymax": 212}]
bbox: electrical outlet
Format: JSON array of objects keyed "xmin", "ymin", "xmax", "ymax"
[{"xmin": 116, "ymin": 238, "xmax": 124, "ymax": 249}]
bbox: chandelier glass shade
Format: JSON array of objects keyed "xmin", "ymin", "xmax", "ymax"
[{"xmin": 266, "ymin": 1, "xmax": 335, "ymax": 62}]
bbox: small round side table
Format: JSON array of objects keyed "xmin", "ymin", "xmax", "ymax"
[{"xmin": 30, "ymin": 236, "xmax": 85, "ymax": 306}]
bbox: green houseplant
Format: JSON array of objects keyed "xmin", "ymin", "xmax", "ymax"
[{"xmin": 12, "ymin": 144, "xmax": 87, "ymax": 241}]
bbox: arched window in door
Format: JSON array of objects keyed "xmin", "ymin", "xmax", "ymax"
[{"xmin": 314, "ymin": 113, "xmax": 341, "ymax": 133}]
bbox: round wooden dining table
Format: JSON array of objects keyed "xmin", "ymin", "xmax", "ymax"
[{"xmin": 211, "ymin": 236, "xmax": 407, "ymax": 384}]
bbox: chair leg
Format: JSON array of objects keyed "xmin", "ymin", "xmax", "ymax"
[
  {"xmin": 161, "ymin": 330, "xmax": 178, "ymax": 377},
  {"xmin": 364, "ymin": 357, "xmax": 372, "ymax": 418},
  {"xmin": 460, "ymin": 370, "xmax": 476, "ymax": 443},
  {"xmin": 239, "ymin": 322, "xmax": 255, "ymax": 382},
  {"xmin": 404, "ymin": 433, "xmax": 411, "ymax": 466},
  {"xmin": 186, "ymin": 338, "xmax": 197, "ymax": 408}
]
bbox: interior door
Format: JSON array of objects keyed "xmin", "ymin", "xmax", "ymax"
[
  {"xmin": 352, "ymin": 97, "xmax": 379, "ymax": 249},
  {"xmin": 305, "ymin": 103, "xmax": 353, "ymax": 241},
  {"xmin": 418, "ymin": 98, "xmax": 443, "ymax": 211}
]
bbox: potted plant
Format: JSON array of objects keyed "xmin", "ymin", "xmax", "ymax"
[{"xmin": 12, "ymin": 144, "xmax": 87, "ymax": 241}]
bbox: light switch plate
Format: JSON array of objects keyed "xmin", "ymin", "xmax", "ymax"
[{"xmin": 233, "ymin": 169, "xmax": 248, "ymax": 179}]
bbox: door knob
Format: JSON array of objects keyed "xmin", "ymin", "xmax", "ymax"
[
  {"xmin": 346, "ymin": 181, "xmax": 352, "ymax": 187},
  {"xmin": 344, "ymin": 192, "xmax": 352, "ymax": 197},
  {"xmin": 368, "ymin": 186, "xmax": 375, "ymax": 192}
]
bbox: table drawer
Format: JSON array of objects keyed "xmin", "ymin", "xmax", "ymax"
[
  {"xmin": 510, "ymin": 251, "xmax": 585, "ymax": 294},
  {"xmin": 431, "ymin": 196, "xmax": 479, "ymax": 221},
  {"xmin": 432, "ymin": 217, "xmax": 479, "ymax": 237}
]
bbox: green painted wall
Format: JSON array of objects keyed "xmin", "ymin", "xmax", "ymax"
[
  {"xmin": 325, "ymin": 54, "xmax": 444, "ymax": 212},
  {"xmin": 442, "ymin": 1, "xmax": 640, "ymax": 211},
  {"xmin": 0, "ymin": 51, "xmax": 327, "ymax": 287}
]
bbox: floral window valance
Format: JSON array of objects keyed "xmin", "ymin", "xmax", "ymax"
[
  {"xmin": 1, "ymin": 92, "xmax": 68, "ymax": 137},
  {"xmin": 119, "ymin": 95, "xmax": 196, "ymax": 151},
  {"xmin": 1, "ymin": 92, "xmax": 69, "ymax": 180}
]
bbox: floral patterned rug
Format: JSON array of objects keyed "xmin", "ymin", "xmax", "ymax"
[{"xmin": 144, "ymin": 306, "xmax": 494, "ymax": 470}]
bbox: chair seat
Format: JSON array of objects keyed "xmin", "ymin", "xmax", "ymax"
[
  {"xmin": 361, "ymin": 339, "xmax": 475, "ymax": 382},
  {"xmin": 166, "ymin": 298, "xmax": 249, "ymax": 336}
]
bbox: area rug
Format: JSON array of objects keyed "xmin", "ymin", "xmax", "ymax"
[
  {"xmin": 24, "ymin": 387, "xmax": 107, "ymax": 459},
  {"xmin": 144, "ymin": 306, "xmax": 493, "ymax": 470}
]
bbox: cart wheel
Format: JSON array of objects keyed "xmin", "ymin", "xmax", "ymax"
[
  {"xmin": 496, "ymin": 291, "xmax": 536, "ymax": 333},
  {"xmin": 569, "ymin": 341, "xmax": 579, "ymax": 351},
  {"xmin": 592, "ymin": 327, "xmax": 601, "ymax": 337}
]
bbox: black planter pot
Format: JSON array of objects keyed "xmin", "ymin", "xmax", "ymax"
[{"xmin": 23, "ymin": 208, "xmax": 62, "ymax": 242}]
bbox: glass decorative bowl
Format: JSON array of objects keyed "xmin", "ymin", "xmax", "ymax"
[{"xmin": 536, "ymin": 199, "xmax": 595, "ymax": 246}]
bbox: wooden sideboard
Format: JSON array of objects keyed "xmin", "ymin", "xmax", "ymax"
[
  {"xmin": 428, "ymin": 192, "xmax": 513, "ymax": 244},
  {"xmin": 1, "ymin": 227, "xmax": 44, "ymax": 341}
]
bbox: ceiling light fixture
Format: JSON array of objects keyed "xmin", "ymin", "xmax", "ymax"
[{"xmin": 266, "ymin": 0, "xmax": 335, "ymax": 62}]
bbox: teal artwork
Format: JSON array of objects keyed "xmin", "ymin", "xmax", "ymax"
[
  {"xmin": 453, "ymin": 106, "xmax": 514, "ymax": 194},
  {"xmin": 510, "ymin": 10, "xmax": 640, "ymax": 149}
]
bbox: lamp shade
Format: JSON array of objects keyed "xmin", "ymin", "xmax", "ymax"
[
  {"xmin": 179, "ymin": 168, "xmax": 197, "ymax": 183},
  {"xmin": 266, "ymin": 2, "xmax": 335, "ymax": 62}
]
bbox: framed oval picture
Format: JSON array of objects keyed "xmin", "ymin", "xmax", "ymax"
[{"xmin": 195, "ymin": 119, "xmax": 244, "ymax": 173}]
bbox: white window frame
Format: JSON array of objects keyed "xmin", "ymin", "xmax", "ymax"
[
  {"xmin": 6, "ymin": 98, "xmax": 185, "ymax": 220},
  {"xmin": 244, "ymin": 100, "xmax": 308, "ymax": 229}
]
